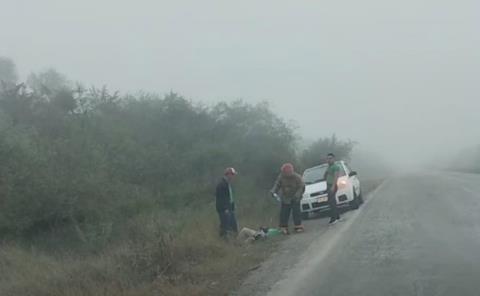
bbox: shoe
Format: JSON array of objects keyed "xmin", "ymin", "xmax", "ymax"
[
  {"xmin": 328, "ymin": 218, "xmax": 338, "ymax": 225},
  {"xmin": 294, "ymin": 225, "xmax": 304, "ymax": 233},
  {"xmin": 280, "ymin": 227, "xmax": 290, "ymax": 235}
]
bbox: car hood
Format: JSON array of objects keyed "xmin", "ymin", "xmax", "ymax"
[{"xmin": 303, "ymin": 181, "xmax": 327, "ymax": 197}]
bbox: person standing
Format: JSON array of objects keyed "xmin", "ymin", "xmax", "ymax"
[
  {"xmin": 271, "ymin": 163, "xmax": 305, "ymax": 234},
  {"xmin": 215, "ymin": 167, "xmax": 238, "ymax": 238},
  {"xmin": 325, "ymin": 153, "xmax": 341, "ymax": 224}
]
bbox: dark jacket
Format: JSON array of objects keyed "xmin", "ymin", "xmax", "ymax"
[{"xmin": 216, "ymin": 177, "xmax": 234, "ymax": 212}]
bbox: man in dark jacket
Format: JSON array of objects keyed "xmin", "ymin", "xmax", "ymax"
[
  {"xmin": 271, "ymin": 163, "xmax": 305, "ymax": 234},
  {"xmin": 216, "ymin": 167, "xmax": 238, "ymax": 237}
]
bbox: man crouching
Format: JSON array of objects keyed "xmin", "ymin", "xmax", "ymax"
[{"xmin": 270, "ymin": 163, "xmax": 306, "ymax": 234}]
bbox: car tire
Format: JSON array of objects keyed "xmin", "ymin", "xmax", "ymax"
[
  {"xmin": 358, "ymin": 189, "xmax": 364, "ymax": 204},
  {"xmin": 302, "ymin": 212, "xmax": 309, "ymax": 220},
  {"xmin": 350, "ymin": 190, "xmax": 360, "ymax": 210}
]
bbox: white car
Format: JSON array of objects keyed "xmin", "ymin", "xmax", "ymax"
[{"xmin": 301, "ymin": 161, "xmax": 362, "ymax": 219}]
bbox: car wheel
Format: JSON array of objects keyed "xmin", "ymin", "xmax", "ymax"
[
  {"xmin": 350, "ymin": 190, "xmax": 360, "ymax": 210},
  {"xmin": 357, "ymin": 189, "xmax": 364, "ymax": 204},
  {"xmin": 302, "ymin": 212, "xmax": 309, "ymax": 220}
]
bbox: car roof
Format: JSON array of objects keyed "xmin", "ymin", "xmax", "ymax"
[
  {"xmin": 304, "ymin": 164, "xmax": 328, "ymax": 171},
  {"xmin": 303, "ymin": 161, "xmax": 344, "ymax": 172}
]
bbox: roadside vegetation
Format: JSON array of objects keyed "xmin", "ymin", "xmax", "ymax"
[{"xmin": 1, "ymin": 57, "xmax": 361, "ymax": 295}]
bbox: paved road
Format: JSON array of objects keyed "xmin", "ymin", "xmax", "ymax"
[{"xmin": 254, "ymin": 172, "xmax": 480, "ymax": 296}]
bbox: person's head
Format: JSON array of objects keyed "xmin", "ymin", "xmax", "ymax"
[
  {"xmin": 281, "ymin": 163, "xmax": 295, "ymax": 176},
  {"xmin": 224, "ymin": 167, "xmax": 237, "ymax": 182},
  {"xmin": 327, "ymin": 153, "xmax": 336, "ymax": 165},
  {"xmin": 255, "ymin": 227, "xmax": 268, "ymax": 240}
]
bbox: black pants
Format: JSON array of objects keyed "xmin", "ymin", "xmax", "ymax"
[
  {"xmin": 279, "ymin": 201, "xmax": 302, "ymax": 228},
  {"xmin": 328, "ymin": 189, "xmax": 340, "ymax": 220},
  {"xmin": 218, "ymin": 210, "xmax": 238, "ymax": 237}
]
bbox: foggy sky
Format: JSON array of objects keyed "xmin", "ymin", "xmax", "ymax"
[{"xmin": 1, "ymin": 0, "xmax": 479, "ymax": 167}]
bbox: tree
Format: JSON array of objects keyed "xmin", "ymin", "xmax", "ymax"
[
  {"xmin": 0, "ymin": 57, "xmax": 18, "ymax": 85},
  {"xmin": 27, "ymin": 68, "xmax": 70, "ymax": 97},
  {"xmin": 301, "ymin": 134, "xmax": 356, "ymax": 168}
]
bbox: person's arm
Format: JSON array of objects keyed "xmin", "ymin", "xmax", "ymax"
[
  {"xmin": 331, "ymin": 167, "xmax": 340, "ymax": 193},
  {"xmin": 294, "ymin": 175, "xmax": 305, "ymax": 200},
  {"xmin": 270, "ymin": 174, "xmax": 282, "ymax": 195}
]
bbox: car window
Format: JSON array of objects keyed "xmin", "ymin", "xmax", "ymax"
[{"xmin": 303, "ymin": 165, "xmax": 328, "ymax": 184}]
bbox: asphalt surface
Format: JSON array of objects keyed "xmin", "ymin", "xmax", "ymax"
[{"xmin": 236, "ymin": 172, "xmax": 480, "ymax": 296}]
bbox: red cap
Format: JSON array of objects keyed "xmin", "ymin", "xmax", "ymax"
[
  {"xmin": 281, "ymin": 163, "xmax": 294, "ymax": 174},
  {"xmin": 224, "ymin": 167, "xmax": 237, "ymax": 176}
]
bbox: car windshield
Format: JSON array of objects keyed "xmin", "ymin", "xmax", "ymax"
[{"xmin": 303, "ymin": 165, "xmax": 328, "ymax": 185}]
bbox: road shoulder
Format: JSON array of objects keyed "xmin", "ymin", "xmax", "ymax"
[{"xmin": 233, "ymin": 179, "xmax": 385, "ymax": 296}]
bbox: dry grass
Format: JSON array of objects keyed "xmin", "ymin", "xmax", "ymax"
[
  {"xmin": 0, "ymin": 180, "xmax": 383, "ymax": 296},
  {"xmin": 0, "ymin": 197, "xmax": 280, "ymax": 296}
]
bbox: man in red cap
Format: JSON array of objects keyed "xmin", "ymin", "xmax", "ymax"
[
  {"xmin": 215, "ymin": 167, "xmax": 238, "ymax": 238},
  {"xmin": 270, "ymin": 163, "xmax": 305, "ymax": 234}
]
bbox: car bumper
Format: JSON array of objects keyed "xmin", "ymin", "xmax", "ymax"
[
  {"xmin": 300, "ymin": 192, "xmax": 351, "ymax": 213},
  {"xmin": 301, "ymin": 195, "xmax": 330, "ymax": 213}
]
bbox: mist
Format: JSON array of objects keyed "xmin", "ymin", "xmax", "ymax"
[{"xmin": 1, "ymin": 0, "xmax": 479, "ymax": 169}]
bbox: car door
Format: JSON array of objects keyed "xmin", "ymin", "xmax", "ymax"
[{"xmin": 344, "ymin": 162, "xmax": 360, "ymax": 194}]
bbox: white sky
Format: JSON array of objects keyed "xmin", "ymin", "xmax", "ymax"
[{"xmin": 1, "ymin": 0, "xmax": 479, "ymax": 167}]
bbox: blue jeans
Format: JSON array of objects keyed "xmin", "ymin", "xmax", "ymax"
[{"xmin": 218, "ymin": 210, "xmax": 238, "ymax": 237}]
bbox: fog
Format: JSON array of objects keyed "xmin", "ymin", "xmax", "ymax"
[{"xmin": 1, "ymin": 0, "xmax": 479, "ymax": 168}]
